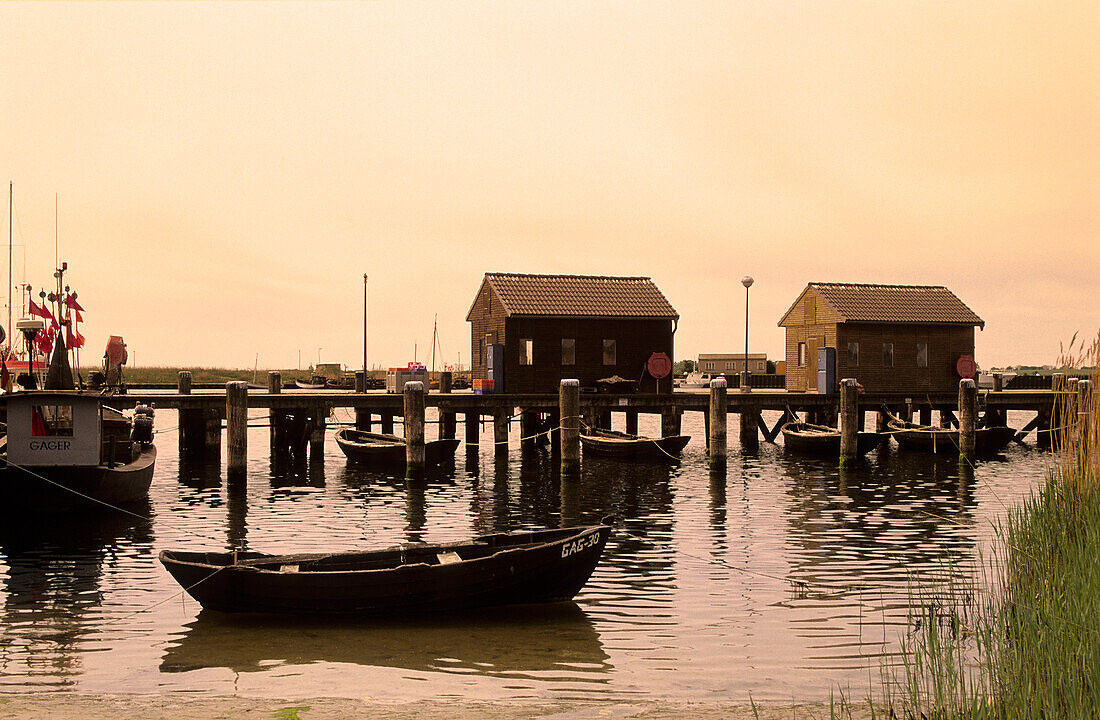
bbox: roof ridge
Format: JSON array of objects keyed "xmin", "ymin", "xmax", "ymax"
[
  {"xmin": 809, "ymin": 281, "xmax": 948, "ymax": 289},
  {"xmin": 485, "ymin": 272, "xmax": 653, "ymax": 282}
]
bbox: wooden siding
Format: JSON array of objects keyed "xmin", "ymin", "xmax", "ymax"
[
  {"xmin": 468, "ymin": 282, "xmax": 506, "ymax": 382},
  {"xmin": 835, "ymin": 323, "xmax": 975, "ymax": 393}
]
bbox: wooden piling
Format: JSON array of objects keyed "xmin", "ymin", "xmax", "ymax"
[
  {"xmin": 381, "ymin": 413, "xmax": 394, "ymax": 435},
  {"xmin": 354, "ymin": 371, "xmax": 364, "ymax": 393},
  {"xmin": 919, "ymin": 406, "xmax": 932, "ymax": 426},
  {"xmin": 226, "ymin": 381, "xmax": 248, "ymax": 481},
  {"xmin": 708, "ymin": 378, "xmax": 727, "ymax": 470},
  {"xmin": 178, "ymin": 370, "xmax": 192, "ymax": 395},
  {"xmin": 493, "ymin": 406, "xmax": 510, "ymax": 458},
  {"xmin": 839, "ymin": 378, "xmax": 858, "ymax": 464},
  {"xmin": 268, "ymin": 371, "xmax": 285, "ymax": 455},
  {"xmin": 958, "ymin": 378, "xmax": 977, "ymax": 461},
  {"xmin": 404, "ymin": 381, "xmax": 425, "ymax": 476},
  {"xmin": 739, "ymin": 401, "xmax": 759, "ymax": 452},
  {"xmin": 661, "ymin": 408, "xmax": 681, "ymax": 438},
  {"xmin": 309, "ymin": 404, "xmax": 326, "ymax": 461},
  {"xmin": 439, "ymin": 372, "xmax": 456, "ymax": 440},
  {"xmin": 625, "ymin": 410, "xmax": 639, "ymax": 436},
  {"xmin": 465, "ymin": 411, "xmax": 479, "ymax": 450},
  {"xmin": 204, "ymin": 408, "xmax": 223, "ymax": 455},
  {"xmin": 560, "ymin": 380, "xmax": 580, "ymax": 475}
]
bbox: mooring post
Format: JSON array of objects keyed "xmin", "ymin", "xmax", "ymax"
[
  {"xmin": 177, "ymin": 371, "xmax": 196, "ymax": 452},
  {"xmin": 708, "ymin": 377, "xmax": 727, "ymax": 470},
  {"xmin": 465, "ymin": 410, "xmax": 479, "ymax": 450},
  {"xmin": 739, "ymin": 401, "xmax": 759, "ymax": 452},
  {"xmin": 958, "ymin": 378, "xmax": 977, "ymax": 461},
  {"xmin": 493, "ymin": 405, "xmax": 510, "ymax": 458},
  {"xmin": 439, "ymin": 372, "xmax": 456, "ymax": 440},
  {"xmin": 839, "ymin": 378, "xmax": 859, "ymax": 464},
  {"xmin": 404, "ymin": 381, "xmax": 425, "ymax": 476},
  {"xmin": 268, "ymin": 371, "xmax": 284, "ymax": 455},
  {"xmin": 226, "ymin": 381, "xmax": 248, "ymax": 481},
  {"xmin": 560, "ymin": 379, "xmax": 581, "ymax": 476}
]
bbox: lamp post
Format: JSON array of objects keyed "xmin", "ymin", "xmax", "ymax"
[
  {"xmin": 363, "ymin": 274, "xmax": 369, "ymax": 378},
  {"xmin": 741, "ymin": 276, "xmax": 753, "ymax": 392}
]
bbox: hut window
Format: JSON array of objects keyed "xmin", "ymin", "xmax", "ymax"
[
  {"xmin": 847, "ymin": 342, "xmax": 859, "ymax": 367},
  {"xmin": 519, "ymin": 339, "xmax": 533, "ymax": 366},
  {"xmin": 603, "ymin": 339, "xmax": 616, "ymax": 365},
  {"xmin": 562, "ymin": 338, "xmax": 575, "ymax": 365},
  {"xmin": 883, "ymin": 343, "xmax": 895, "ymax": 368},
  {"xmin": 31, "ymin": 405, "xmax": 74, "ymax": 437},
  {"xmin": 798, "ymin": 342, "xmax": 807, "ymax": 366},
  {"xmin": 916, "ymin": 343, "xmax": 928, "ymax": 368}
]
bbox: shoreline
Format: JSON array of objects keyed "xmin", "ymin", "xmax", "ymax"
[{"xmin": 0, "ymin": 694, "xmax": 876, "ymax": 719}]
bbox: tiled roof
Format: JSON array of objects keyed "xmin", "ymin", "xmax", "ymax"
[
  {"xmin": 783, "ymin": 283, "xmax": 984, "ymax": 327},
  {"xmin": 483, "ymin": 273, "xmax": 678, "ymax": 318}
]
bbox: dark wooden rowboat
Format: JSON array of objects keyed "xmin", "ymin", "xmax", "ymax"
[
  {"xmin": 335, "ymin": 428, "xmax": 460, "ymax": 467},
  {"xmin": 159, "ymin": 524, "xmax": 612, "ymax": 615},
  {"xmin": 780, "ymin": 421, "xmax": 886, "ymax": 456},
  {"xmin": 888, "ymin": 420, "xmax": 1017, "ymax": 456},
  {"xmin": 579, "ymin": 428, "xmax": 690, "ymax": 461}
]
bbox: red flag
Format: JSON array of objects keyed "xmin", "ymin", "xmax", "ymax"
[
  {"xmin": 65, "ymin": 295, "xmax": 85, "ymax": 312},
  {"xmin": 37, "ymin": 331, "xmax": 53, "ymax": 356},
  {"xmin": 74, "ymin": 326, "xmax": 85, "ymax": 349},
  {"xmin": 74, "ymin": 309, "xmax": 83, "ymax": 324},
  {"xmin": 29, "ymin": 299, "xmax": 53, "ymax": 321},
  {"xmin": 66, "ymin": 325, "xmax": 76, "ymax": 348}
]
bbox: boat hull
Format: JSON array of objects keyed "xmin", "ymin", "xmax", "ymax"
[
  {"xmin": 0, "ymin": 444, "xmax": 157, "ymax": 509},
  {"xmin": 159, "ymin": 525, "xmax": 611, "ymax": 616},
  {"xmin": 579, "ymin": 430, "xmax": 689, "ymax": 461},
  {"xmin": 335, "ymin": 429, "xmax": 460, "ymax": 467},
  {"xmin": 889, "ymin": 421, "xmax": 1016, "ymax": 456},
  {"xmin": 781, "ymin": 423, "xmax": 885, "ymax": 456}
]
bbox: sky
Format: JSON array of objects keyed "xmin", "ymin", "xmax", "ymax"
[{"xmin": 1, "ymin": 1, "xmax": 1096, "ymax": 371}]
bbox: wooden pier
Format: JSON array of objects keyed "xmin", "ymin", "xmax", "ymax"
[{"xmin": 97, "ymin": 371, "xmax": 1091, "ymax": 478}]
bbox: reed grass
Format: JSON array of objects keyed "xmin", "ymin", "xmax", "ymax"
[{"xmin": 870, "ymin": 330, "xmax": 1100, "ymax": 719}]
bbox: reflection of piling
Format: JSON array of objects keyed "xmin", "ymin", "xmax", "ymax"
[
  {"xmin": 839, "ymin": 378, "xmax": 858, "ymax": 464},
  {"xmin": 560, "ymin": 380, "xmax": 580, "ymax": 476},
  {"xmin": 404, "ymin": 381, "xmax": 425, "ymax": 477},
  {"xmin": 958, "ymin": 379, "xmax": 977, "ymax": 461},
  {"xmin": 226, "ymin": 381, "xmax": 248, "ymax": 481},
  {"xmin": 708, "ymin": 377, "xmax": 727, "ymax": 471}
]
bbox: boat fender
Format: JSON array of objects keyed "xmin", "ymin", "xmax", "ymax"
[{"xmin": 131, "ymin": 414, "xmax": 154, "ymax": 444}]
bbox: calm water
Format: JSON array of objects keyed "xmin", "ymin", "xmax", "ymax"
[{"xmin": 0, "ymin": 407, "xmax": 1050, "ymax": 701}]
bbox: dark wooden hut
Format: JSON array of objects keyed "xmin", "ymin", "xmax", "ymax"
[
  {"xmin": 466, "ymin": 273, "xmax": 679, "ymax": 394},
  {"xmin": 778, "ymin": 283, "xmax": 984, "ymax": 393}
]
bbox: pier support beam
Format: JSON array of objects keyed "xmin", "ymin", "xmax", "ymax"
[
  {"xmin": 404, "ymin": 381, "xmax": 425, "ymax": 477},
  {"xmin": 839, "ymin": 378, "xmax": 859, "ymax": 465},
  {"xmin": 226, "ymin": 382, "xmax": 248, "ymax": 481},
  {"xmin": 465, "ymin": 411, "xmax": 479, "ymax": 450},
  {"xmin": 308, "ymin": 405, "xmax": 326, "ymax": 462},
  {"xmin": 708, "ymin": 378, "xmax": 727, "ymax": 472},
  {"xmin": 661, "ymin": 408, "xmax": 681, "ymax": 438},
  {"xmin": 178, "ymin": 370, "xmax": 192, "ymax": 395},
  {"xmin": 560, "ymin": 380, "xmax": 581, "ymax": 476},
  {"xmin": 919, "ymin": 406, "xmax": 932, "ymax": 426},
  {"xmin": 958, "ymin": 379, "xmax": 977, "ymax": 461},
  {"xmin": 204, "ymin": 408, "xmax": 223, "ymax": 456},
  {"xmin": 739, "ymin": 402, "xmax": 759, "ymax": 452},
  {"xmin": 439, "ymin": 372, "xmax": 456, "ymax": 440},
  {"xmin": 493, "ymin": 406, "xmax": 510, "ymax": 458},
  {"xmin": 177, "ymin": 371, "xmax": 202, "ymax": 453},
  {"xmin": 625, "ymin": 410, "xmax": 639, "ymax": 436},
  {"xmin": 381, "ymin": 413, "xmax": 394, "ymax": 435},
  {"xmin": 268, "ymin": 371, "xmax": 286, "ymax": 456}
]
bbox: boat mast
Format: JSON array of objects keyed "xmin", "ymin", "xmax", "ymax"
[
  {"xmin": 7, "ymin": 181, "xmax": 11, "ymax": 358},
  {"xmin": 430, "ymin": 314, "xmax": 437, "ymax": 377}
]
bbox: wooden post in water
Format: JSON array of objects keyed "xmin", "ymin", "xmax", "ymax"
[
  {"xmin": 919, "ymin": 406, "xmax": 932, "ymax": 426},
  {"xmin": 661, "ymin": 408, "xmax": 680, "ymax": 438},
  {"xmin": 354, "ymin": 371, "xmax": 364, "ymax": 393},
  {"xmin": 465, "ymin": 411, "xmax": 479, "ymax": 450},
  {"xmin": 381, "ymin": 413, "xmax": 394, "ymax": 435},
  {"xmin": 708, "ymin": 377, "xmax": 727, "ymax": 471},
  {"xmin": 226, "ymin": 381, "xmax": 248, "ymax": 481},
  {"xmin": 839, "ymin": 378, "xmax": 858, "ymax": 464},
  {"xmin": 404, "ymin": 381, "xmax": 425, "ymax": 477},
  {"xmin": 268, "ymin": 371, "xmax": 285, "ymax": 455},
  {"xmin": 308, "ymin": 404, "xmax": 326, "ymax": 461},
  {"xmin": 177, "ymin": 371, "xmax": 196, "ymax": 452},
  {"xmin": 493, "ymin": 405, "xmax": 510, "ymax": 458},
  {"xmin": 625, "ymin": 410, "xmax": 639, "ymax": 436},
  {"xmin": 958, "ymin": 378, "xmax": 977, "ymax": 461},
  {"xmin": 204, "ymin": 408, "xmax": 223, "ymax": 455},
  {"xmin": 739, "ymin": 401, "xmax": 759, "ymax": 452},
  {"xmin": 560, "ymin": 380, "xmax": 581, "ymax": 476},
  {"xmin": 439, "ymin": 372, "xmax": 456, "ymax": 440}
]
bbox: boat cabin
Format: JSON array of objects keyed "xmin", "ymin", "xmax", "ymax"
[{"xmin": 4, "ymin": 392, "xmax": 132, "ymax": 467}]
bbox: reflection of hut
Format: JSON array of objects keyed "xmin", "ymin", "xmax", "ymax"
[
  {"xmin": 466, "ymin": 273, "xmax": 679, "ymax": 393},
  {"xmin": 778, "ymin": 283, "xmax": 984, "ymax": 393}
]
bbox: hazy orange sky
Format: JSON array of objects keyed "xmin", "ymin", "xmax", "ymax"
[{"xmin": 2, "ymin": 2, "xmax": 1096, "ymax": 370}]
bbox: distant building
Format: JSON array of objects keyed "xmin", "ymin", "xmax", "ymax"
[
  {"xmin": 778, "ymin": 283, "xmax": 984, "ymax": 393},
  {"xmin": 697, "ymin": 353, "xmax": 768, "ymax": 375},
  {"xmin": 466, "ymin": 273, "xmax": 679, "ymax": 393}
]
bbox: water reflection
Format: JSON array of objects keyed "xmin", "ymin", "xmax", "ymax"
[
  {"xmin": 160, "ymin": 602, "xmax": 610, "ymax": 681},
  {"xmin": 0, "ymin": 503, "xmax": 154, "ymax": 687}
]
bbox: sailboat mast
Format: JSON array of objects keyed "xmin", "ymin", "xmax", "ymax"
[
  {"xmin": 7, "ymin": 181, "xmax": 11, "ymax": 356},
  {"xmin": 431, "ymin": 314, "xmax": 437, "ymax": 376}
]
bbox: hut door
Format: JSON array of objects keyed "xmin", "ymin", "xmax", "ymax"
[{"xmin": 807, "ymin": 336, "xmax": 822, "ymax": 391}]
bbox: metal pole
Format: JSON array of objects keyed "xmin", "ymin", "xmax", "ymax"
[
  {"xmin": 740, "ymin": 275, "xmax": 754, "ymax": 392},
  {"xmin": 363, "ymin": 274, "xmax": 368, "ymax": 376}
]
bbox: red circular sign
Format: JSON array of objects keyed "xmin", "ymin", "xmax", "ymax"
[
  {"xmin": 647, "ymin": 352, "xmax": 672, "ymax": 379},
  {"xmin": 956, "ymin": 355, "xmax": 977, "ymax": 378}
]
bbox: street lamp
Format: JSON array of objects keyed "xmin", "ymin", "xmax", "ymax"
[{"xmin": 741, "ymin": 276, "xmax": 754, "ymax": 392}]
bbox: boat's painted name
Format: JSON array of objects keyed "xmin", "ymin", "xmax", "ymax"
[
  {"xmin": 561, "ymin": 532, "xmax": 601, "ymax": 559},
  {"xmin": 28, "ymin": 440, "xmax": 72, "ymax": 451}
]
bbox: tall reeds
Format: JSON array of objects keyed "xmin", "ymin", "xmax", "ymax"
[{"xmin": 880, "ymin": 330, "xmax": 1099, "ymax": 719}]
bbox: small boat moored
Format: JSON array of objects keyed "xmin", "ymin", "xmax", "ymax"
[
  {"xmin": 780, "ymin": 421, "xmax": 886, "ymax": 456},
  {"xmin": 159, "ymin": 524, "xmax": 612, "ymax": 615},
  {"xmin": 579, "ymin": 428, "xmax": 690, "ymax": 461},
  {"xmin": 888, "ymin": 420, "xmax": 1017, "ymax": 457},
  {"xmin": 334, "ymin": 428, "xmax": 460, "ymax": 468}
]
